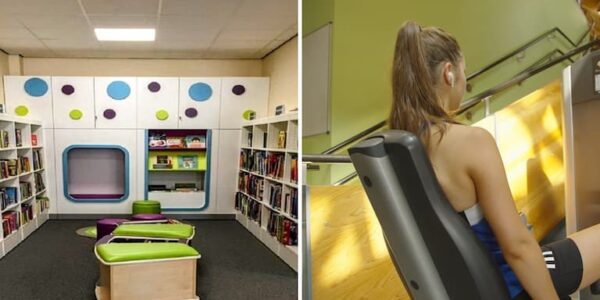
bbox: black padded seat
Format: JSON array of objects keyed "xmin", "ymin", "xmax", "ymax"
[{"xmin": 349, "ymin": 130, "xmax": 511, "ymax": 300}]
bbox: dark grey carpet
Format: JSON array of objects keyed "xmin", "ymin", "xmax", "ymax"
[{"xmin": 0, "ymin": 220, "xmax": 297, "ymax": 300}]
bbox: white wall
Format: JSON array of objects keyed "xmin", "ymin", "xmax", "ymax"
[
  {"xmin": 262, "ymin": 37, "xmax": 298, "ymax": 116},
  {"xmin": 0, "ymin": 51, "xmax": 8, "ymax": 104},
  {"xmin": 22, "ymin": 58, "xmax": 263, "ymax": 77}
]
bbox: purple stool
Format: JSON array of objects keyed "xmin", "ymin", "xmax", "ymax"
[
  {"xmin": 131, "ymin": 214, "xmax": 167, "ymax": 221},
  {"xmin": 96, "ymin": 218, "xmax": 129, "ymax": 241}
]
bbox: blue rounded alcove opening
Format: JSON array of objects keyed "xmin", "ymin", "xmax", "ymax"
[
  {"xmin": 107, "ymin": 81, "xmax": 131, "ymax": 100},
  {"xmin": 63, "ymin": 145, "xmax": 129, "ymax": 202}
]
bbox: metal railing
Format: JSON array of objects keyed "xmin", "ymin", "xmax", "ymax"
[{"xmin": 304, "ymin": 35, "xmax": 600, "ymax": 185}]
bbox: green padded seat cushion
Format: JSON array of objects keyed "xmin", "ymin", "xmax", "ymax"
[
  {"xmin": 113, "ymin": 224, "xmax": 194, "ymax": 239},
  {"xmin": 96, "ymin": 243, "xmax": 199, "ymax": 263},
  {"xmin": 133, "ymin": 200, "xmax": 160, "ymax": 207}
]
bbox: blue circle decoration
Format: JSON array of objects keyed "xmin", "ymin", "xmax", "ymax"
[
  {"xmin": 107, "ymin": 81, "xmax": 131, "ymax": 100},
  {"xmin": 24, "ymin": 78, "xmax": 48, "ymax": 97},
  {"xmin": 188, "ymin": 82, "xmax": 212, "ymax": 102}
]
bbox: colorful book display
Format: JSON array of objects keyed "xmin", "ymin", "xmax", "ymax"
[
  {"xmin": 0, "ymin": 187, "xmax": 18, "ymax": 210},
  {"xmin": 2, "ymin": 211, "xmax": 19, "ymax": 237}
]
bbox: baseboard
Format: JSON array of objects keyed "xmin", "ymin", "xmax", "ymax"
[{"xmin": 49, "ymin": 214, "xmax": 236, "ymax": 220}]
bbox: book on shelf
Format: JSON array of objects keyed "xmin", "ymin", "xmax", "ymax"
[
  {"xmin": 269, "ymin": 184, "xmax": 282, "ymax": 210},
  {"xmin": 0, "ymin": 130, "xmax": 9, "ymax": 148},
  {"xmin": 247, "ymin": 133, "xmax": 253, "ymax": 147},
  {"xmin": 177, "ymin": 155, "xmax": 198, "ymax": 169},
  {"xmin": 20, "ymin": 181, "xmax": 33, "ymax": 200},
  {"xmin": 249, "ymin": 199, "xmax": 261, "ymax": 223},
  {"xmin": 290, "ymin": 154, "xmax": 298, "ymax": 183},
  {"xmin": 239, "ymin": 149, "xmax": 254, "ymax": 171},
  {"xmin": 0, "ymin": 159, "xmax": 19, "ymax": 178},
  {"xmin": 174, "ymin": 183, "xmax": 197, "ymax": 192},
  {"xmin": 266, "ymin": 153, "xmax": 284, "ymax": 179},
  {"xmin": 148, "ymin": 184, "xmax": 167, "ymax": 191},
  {"xmin": 21, "ymin": 202, "xmax": 33, "ymax": 224},
  {"xmin": 33, "ymin": 149, "xmax": 43, "ymax": 170},
  {"xmin": 277, "ymin": 131, "xmax": 286, "ymax": 148},
  {"xmin": 31, "ymin": 134, "xmax": 38, "ymax": 146},
  {"xmin": 263, "ymin": 132, "xmax": 267, "ymax": 148},
  {"xmin": 252, "ymin": 151, "xmax": 266, "ymax": 175},
  {"xmin": 149, "ymin": 132, "xmax": 167, "ymax": 148},
  {"xmin": 35, "ymin": 196, "xmax": 50, "ymax": 214},
  {"xmin": 185, "ymin": 135, "xmax": 205, "ymax": 148},
  {"xmin": 34, "ymin": 172, "xmax": 45, "ymax": 191},
  {"xmin": 15, "ymin": 128, "xmax": 22, "ymax": 147},
  {"xmin": 2, "ymin": 211, "xmax": 20, "ymax": 237},
  {"xmin": 266, "ymin": 212, "xmax": 297, "ymax": 246},
  {"xmin": 0, "ymin": 187, "xmax": 18, "ymax": 210},
  {"xmin": 166, "ymin": 137, "xmax": 185, "ymax": 149},
  {"xmin": 153, "ymin": 155, "xmax": 172, "ymax": 169},
  {"xmin": 17, "ymin": 156, "xmax": 31, "ymax": 173}
]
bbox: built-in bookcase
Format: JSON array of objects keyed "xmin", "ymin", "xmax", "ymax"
[
  {"xmin": 0, "ymin": 115, "xmax": 50, "ymax": 259},
  {"xmin": 235, "ymin": 113, "xmax": 298, "ymax": 270}
]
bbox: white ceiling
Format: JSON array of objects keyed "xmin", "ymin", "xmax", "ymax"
[{"xmin": 0, "ymin": 0, "xmax": 297, "ymax": 59}]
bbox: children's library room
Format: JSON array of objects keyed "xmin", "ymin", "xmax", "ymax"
[{"xmin": 0, "ymin": 0, "xmax": 298, "ymax": 299}]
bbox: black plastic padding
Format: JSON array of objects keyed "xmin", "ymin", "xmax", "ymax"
[
  {"xmin": 349, "ymin": 130, "xmax": 511, "ymax": 300},
  {"xmin": 591, "ymin": 280, "xmax": 600, "ymax": 294}
]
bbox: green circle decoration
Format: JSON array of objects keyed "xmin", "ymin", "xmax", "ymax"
[
  {"xmin": 156, "ymin": 109, "xmax": 169, "ymax": 121},
  {"xmin": 15, "ymin": 105, "xmax": 29, "ymax": 116},
  {"xmin": 242, "ymin": 109, "xmax": 256, "ymax": 120},
  {"xmin": 69, "ymin": 109, "xmax": 83, "ymax": 120}
]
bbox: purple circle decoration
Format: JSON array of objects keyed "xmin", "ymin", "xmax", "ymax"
[
  {"xmin": 148, "ymin": 81, "xmax": 161, "ymax": 93},
  {"xmin": 61, "ymin": 84, "xmax": 75, "ymax": 95},
  {"xmin": 232, "ymin": 85, "xmax": 246, "ymax": 96},
  {"xmin": 103, "ymin": 109, "xmax": 117, "ymax": 120},
  {"xmin": 185, "ymin": 108, "xmax": 198, "ymax": 118}
]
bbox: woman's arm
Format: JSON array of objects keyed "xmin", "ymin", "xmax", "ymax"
[{"xmin": 465, "ymin": 127, "xmax": 558, "ymax": 300}]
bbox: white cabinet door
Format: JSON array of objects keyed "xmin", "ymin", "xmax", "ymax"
[
  {"xmin": 94, "ymin": 77, "xmax": 137, "ymax": 128},
  {"xmin": 216, "ymin": 129, "xmax": 241, "ymax": 213},
  {"xmin": 137, "ymin": 77, "xmax": 179, "ymax": 129},
  {"xmin": 52, "ymin": 77, "xmax": 95, "ymax": 129},
  {"xmin": 178, "ymin": 78, "xmax": 221, "ymax": 129},
  {"xmin": 220, "ymin": 77, "xmax": 269, "ymax": 129},
  {"xmin": 4, "ymin": 76, "xmax": 54, "ymax": 128}
]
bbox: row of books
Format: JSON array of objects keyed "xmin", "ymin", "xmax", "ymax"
[
  {"xmin": 253, "ymin": 151, "xmax": 267, "ymax": 175},
  {"xmin": 238, "ymin": 173, "xmax": 264, "ymax": 200},
  {"xmin": 282, "ymin": 189, "xmax": 298, "ymax": 219},
  {"xmin": 34, "ymin": 173, "xmax": 45, "ymax": 191},
  {"xmin": 239, "ymin": 149, "xmax": 254, "ymax": 171},
  {"xmin": 2, "ymin": 211, "xmax": 19, "ymax": 237},
  {"xmin": 245, "ymin": 131, "xmax": 291, "ymax": 149},
  {"xmin": 268, "ymin": 184, "xmax": 283, "ymax": 209},
  {"xmin": 33, "ymin": 149, "xmax": 43, "ymax": 170},
  {"xmin": 267, "ymin": 213, "xmax": 298, "ymax": 246},
  {"xmin": 0, "ymin": 187, "xmax": 17, "ymax": 211},
  {"xmin": 266, "ymin": 153, "xmax": 285, "ymax": 179},
  {"xmin": 20, "ymin": 182, "xmax": 32, "ymax": 200},
  {"xmin": 149, "ymin": 132, "xmax": 206, "ymax": 149},
  {"xmin": 18, "ymin": 156, "xmax": 31, "ymax": 173},
  {"xmin": 234, "ymin": 192, "xmax": 262, "ymax": 223},
  {"xmin": 21, "ymin": 203, "xmax": 33, "ymax": 225},
  {"xmin": 15, "ymin": 129, "xmax": 22, "ymax": 147},
  {"xmin": 36, "ymin": 196, "xmax": 50, "ymax": 214}
]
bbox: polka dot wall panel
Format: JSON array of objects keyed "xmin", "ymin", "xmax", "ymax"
[
  {"xmin": 94, "ymin": 77, "xmax": 137, "ymax": 129},
  {"xmin": 219, "ymin": 78, "xmax": 269, "ymax": 129},
  {"xmin": 4, "ymin": 76, "xmax": 54, "ymax": 128},
  {"xmin": 52, "ymin": 77, "xmax": 95, "ymax": 129},
  {"xmin": 178, "ymin": 78, "xmax": 222, "ymax": 129},
  {"xmin": 136, "ymin": 77, "xmax": 179, "ymax": 129}
]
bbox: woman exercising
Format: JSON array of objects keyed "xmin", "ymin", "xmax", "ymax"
[{"xmin": 389, "ymin": 21, "xmax": 600, "ymax": 299}]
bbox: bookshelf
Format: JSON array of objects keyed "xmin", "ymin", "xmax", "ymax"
[
  {"xmin": 235, "ymin": 113, "xmax": 298, "ymax": 271},
  {"xmin": 146, "ymin": 129, "xmax": 209, "ymax": 210},
  {"xmin": 0, "ymin": 115, "xmax": 50, "ymax": 258}
]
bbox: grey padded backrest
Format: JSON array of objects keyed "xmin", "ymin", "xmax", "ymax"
[{"xmin": 348, "ymin": 130, "xmax": 510, "ymax": 300}]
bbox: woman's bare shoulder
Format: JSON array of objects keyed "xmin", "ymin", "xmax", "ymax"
[{"xmin": 442, "ymin": 124, "xmax": 497, "ymax": 154}]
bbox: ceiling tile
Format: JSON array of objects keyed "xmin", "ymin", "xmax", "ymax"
[
  {"xmin": 89, "ymin": 15, "xmax": 157, "ymax": 28},
  {"xmin": 43, "ymin": 38, "xmax": 101, "ymax": 50},
  {"xmin": 161, "ymin": 0, "xmax": 241, "ymax": 16},
  {"xmin": 235, "ymin": 0, "xmax": 297, "ymax": 17},
  {"xmin": 159, "ymin": 15, "xmax": 226, "ymax": 30},
  {"xmin": 156, "ymin": 28, "xmax": 220, "ymax": 41},
  {"xmin": 82, "ymin": 0, "xmax": 159, "ymax": 16},
  {"xmin": 0, "ymin": 0, "xmax": 82, "ymax": 15},
  {"xmin": 154, "ymin": 39, "xmax": 211, "ymax": 50},
  {"xmin": 218, "ymin": 29, "xmax": 281, "ymax": 41},
  {"xmin": 211, "ymin": 39, "xmax": 270, "ymax": 49},
  {"xmin": 226, "ymin": 15, "xmax": 295, "ymax": 31},
  {"xmin": 30, "ymin": 27, "xmax": 94, "ymax": 40},
  {"xmin": 16, "ymin": 14, "xmax": 89, "ymax": 29},
  {"xmin": 0, "ymin": 15, "xmax": 23, "ymax": 29},
  {"xmin": 0, "ymin": 28, "xmax": 36, "ymax": 39}
]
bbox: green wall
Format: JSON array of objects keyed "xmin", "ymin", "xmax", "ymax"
[{"xmin": 304, "ymin": 0, "xmax": 589, "ymax": 185}]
